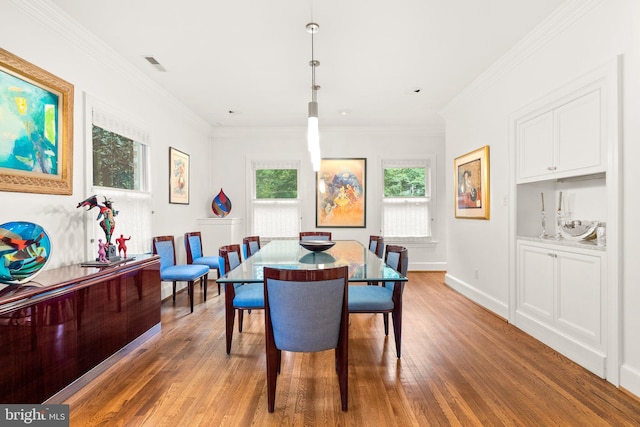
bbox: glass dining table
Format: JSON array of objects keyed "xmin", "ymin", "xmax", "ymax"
[{"xmin": 216, "ymin": 239, "xmax": 407, "ymax": 284}]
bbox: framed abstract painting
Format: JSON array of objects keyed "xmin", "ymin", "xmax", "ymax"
[
  {"xmin": 0, "ymin": 48, "xmax": 74, "ymax": 195},
  {"xmin": 454, "ymin": 145, "xmax": 490, "ymax": 219},
  {"xmin": 169, "ymin": 147, "xmax": 189, "ymax": 204},
  {"xmin": 316, "ymin": 158, "xmax": 366, "ymax": 228}
]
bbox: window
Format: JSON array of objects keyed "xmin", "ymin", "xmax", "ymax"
[
  {"xmin": 251, "ymin": 161, "xmax": 301, "ymax": 239},
  {"xmin": 90, "ymin": 107, "xmax": 152, "ymax": 256},
  {"xmin": 382, "ymin": 159, "xmax": 433, "ymax": 242},
  {"xmin": 93, "ymin": 126, "xmax": 149, "ymax": 190}
]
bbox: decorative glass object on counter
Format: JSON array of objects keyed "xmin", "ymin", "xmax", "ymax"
[
  {"xmin": 539, "ymin": 211, "xmax": 549, "ymax": 238},
  {"xmin": 539, "ymin": 192, "xmax": 548, "ymax": 238},
  {"xmin": 555, "ymin": 209, "xmax": 564, "ymax": 240}
]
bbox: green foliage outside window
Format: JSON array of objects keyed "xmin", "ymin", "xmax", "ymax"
[
  {"xmin": 256, "ymin": 169, "xmax": 297, "ymax": 199},
  {"xmin": 92, "ymin": 126, "xmax": 138, "ymax": 190},
  {"xmin": 384, "ymin": 167, "xmax": 426, "ymax": 197}
]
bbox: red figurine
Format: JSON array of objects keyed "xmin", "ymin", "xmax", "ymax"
[{"xmin": 116, "ymin": 234, "xmax": 131, "ymax": 258}]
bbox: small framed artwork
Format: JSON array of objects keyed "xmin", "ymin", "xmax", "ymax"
[
  {"xmin": 454, "ymin": 145, "xmax": 490, "ymax": 219},
  {"xmin": 0, "ymin": 48, "xmax": 74, "ymax": 195},
  {"xmin": 169, "ymin": 147, "xmax": 189, "ymax": 204},
  {"xmin": 316, "ymin": 158, "xmax": 366, "ymax": 228}
]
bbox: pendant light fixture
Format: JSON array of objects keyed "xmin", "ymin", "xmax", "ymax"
[{"xmin": 306, "ymin": 22, "xmax": 321, "ymax": 172}]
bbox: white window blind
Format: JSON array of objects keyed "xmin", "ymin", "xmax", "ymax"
[
  {"xmin": 252, "ymin": 200, "xmax": 300, "ymax": 239},
  {"xmin": 90, "ymin": 186, "xmax": 153, "ymax": 255}
]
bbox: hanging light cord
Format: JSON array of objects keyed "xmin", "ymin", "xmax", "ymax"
[{"xmin": 310, "ymin": 24, "xmax": 318, "ymax": 102}]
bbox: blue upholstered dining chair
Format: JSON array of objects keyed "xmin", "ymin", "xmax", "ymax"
[
  {"xmin": 368, "ymin": 235, "xmax": 384, "ymax": 258},
  {"xmin": 348, "ymin": 245, "xmax": 408, "ymax": 358},
  {"xmin": 367, "ymin": 235, "xmax": 384, "ymax": 285},
  {"xmin": 263, "ymin": 265, "xmax": 349, "ymax": 412},
  {"xmin": 152, "ymin": 235, "xmax": 209, "ymax": 313},
  {"xmin": 185, "ymin": 231, "xmax": 221, "ymax": 295},
  {"xmin": 299, "ymin": 231, "xmax": 332, "ymax": 241},
  {"xmin": 219, "ymin": 244, "xmax": 264, "ymax": 354},
  {"xmin": 242, "ymin": 235, "xmax": 261, "ymax": 259}
]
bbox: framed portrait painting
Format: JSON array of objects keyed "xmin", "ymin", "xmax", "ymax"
[
  {"xmin": 0, "ymin": 48, "xmax": 74, "ymax": 195},
  {"xmin": 454, "ymin": 145, "xmax": 490, "ymax": 219},
  {"xmin": 316, "ymin": 158, "xmax": 366, "ymax": 228},
  {"xmin": 169, "ymin": 147, "xmax": 189, "ymax": 204}
]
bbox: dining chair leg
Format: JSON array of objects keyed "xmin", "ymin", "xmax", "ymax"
[
  {"xmin": 202, "ymin": 274, "xmax": 208, "ymax": 301},
  {"xmin": 238, "ymin": 309, "xmax": 244, "ymax": 332},
  {"xmin": 337, "ymin": 343, "xmax": 348, "ymax": 411},
  {"xmin": 392, "ymin": 307, "xmax": 402, "ymax": 358},
  {"xmin": 188, "ymin": 280, "xmax": 194, "ymax": 313},
  {"xmin": 266, "ymin": 344, "xmax": 279, "ymax": 412},
  {"xmin": 383, "ymin": 313, "xmax": 389, "ymax": 336},
  {"xmin": 172, "ymin": 282, "xmax": 177, "ymax": 302}
]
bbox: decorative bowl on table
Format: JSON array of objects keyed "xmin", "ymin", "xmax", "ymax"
[
  {"xmin": 299, "ymin": 240, "xmax": 336, "ymax": 252},
  {"xmin": 559, "ymin": 220, "xmax": 599, "ymax": 241},
  {"xmin": 0, "ymin": 221, "xmax": 51, "ymax": 284}
]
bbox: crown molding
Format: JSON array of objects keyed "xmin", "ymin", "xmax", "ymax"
[
  {"xmin": 441, "ymin": 0, "xmax": 605, "ymax": 118},
  {"xmin": 10, "ymin": 0, "xmax": 211, "ymax": 133}
]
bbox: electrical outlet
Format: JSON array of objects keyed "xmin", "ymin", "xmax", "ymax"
[{"xmin": 474, "ymin": 268, "xmax": 479, "ymax": 279}]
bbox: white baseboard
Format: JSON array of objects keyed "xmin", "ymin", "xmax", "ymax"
[
  {"xmin": 444, "ymin": 273, "xmax": 508, "ymax": 319},
  {"xmin": 620, "ymin": 364, "xmax": 640, "ymax": 398},
  {"xmin": 409, "ymin": 261, "xmax": 447, "ymax": 271}
]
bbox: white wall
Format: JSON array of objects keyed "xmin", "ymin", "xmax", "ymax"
[
  {"xmin": 1, "ymin": 1, "xmax": 213, "ymax": 298},
  {"xmin": 210, "ymin": 126, "xmax": 447, "ymax": 270},
  {"xmin": 442, "ymin": 0, "xmax": 640, "ymax": 397}
]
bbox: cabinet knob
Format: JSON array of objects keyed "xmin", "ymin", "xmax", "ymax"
[
  {"xmin": 547, "ymin": 253, "xmax": 557, "ymax": 258},
  {"xmin": 547, "ymin": 166, "xmax": 557, "ymax": 171}
]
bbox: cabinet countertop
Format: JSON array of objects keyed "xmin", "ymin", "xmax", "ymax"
[{"xmin": 517, "ymin": 235, "xmax": 605, "ymax": 252}]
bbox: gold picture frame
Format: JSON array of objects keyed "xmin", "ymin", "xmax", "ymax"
[
  {"xmin": 169, "ymin": 147, "xmax": 190, "ymax": 204},
  {"xmin": 0, "ymin": 48, "xmax": 74, "ymax": 195},
  {"xmin": 454, "ymin": 145, "xmax": 490, "ymax": 219}
]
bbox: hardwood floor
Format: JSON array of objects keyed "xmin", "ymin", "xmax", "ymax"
[{"xmin": 66, "ymin": 272, "xmax": 640, "ymax": 426}]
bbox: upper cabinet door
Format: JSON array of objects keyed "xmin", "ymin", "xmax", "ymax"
[
  {"xmin": 518, "ymin": 111, "xmax": 554, "ymax": 180},
  {"xmin": 555, "ymin": 90, "xmax": 603, "ymax": 174},
  {"xmin": 516, "ymin": 88, "xmax": 605, "ymax": 183}
]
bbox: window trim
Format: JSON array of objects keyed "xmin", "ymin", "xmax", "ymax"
[
  {"xmin": 84, "ymin": 95, "xmax": 153, "ymax": 260},
  {"xmin": 381, "ymin": 156, "xmax": 436, "ymax": 243},
  {"xmin": 248, "ymin": 159, "xmax": 302, "ymax": 240}
]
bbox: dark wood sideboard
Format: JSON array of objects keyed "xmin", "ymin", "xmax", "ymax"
[{"xmin": 0, "ymin": 255, "xmax": 161, "ymax": 404}]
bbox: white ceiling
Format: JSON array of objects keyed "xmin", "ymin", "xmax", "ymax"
[{"xmin": 51, "ymin": 0, "xmax": 567, "ymax": 130}]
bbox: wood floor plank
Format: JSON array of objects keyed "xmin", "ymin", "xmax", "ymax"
[{"xmin": 65, "ymin": 272, "xmax": 640, "ymax": 426}]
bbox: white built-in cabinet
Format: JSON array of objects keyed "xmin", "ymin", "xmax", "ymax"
[
  {"xmin": 516, "ymin": 240, "xmax": 606, "ymax": 376},
  {"xmin": 517, "ymin": 89, "xmax": 604, "ymax": 183},
  {"xmin": 511, "ymin": 59, "xmax": 619, "ymax": 383}
]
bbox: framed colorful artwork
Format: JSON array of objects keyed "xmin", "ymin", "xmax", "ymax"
[
  {"xmin": 0, "ymin": 48, "xmax": 74, "ymax": 195},
  {"xmin": 316, "ymin": 158, "xmax": 366, "ymax": 228},
  {"xmin": 454, "ymin": 145, "xmax": 490, "ymax": 219},
  {"xmin": 169, "ymin": 147, "xmax": 189, "ymax": 204}
]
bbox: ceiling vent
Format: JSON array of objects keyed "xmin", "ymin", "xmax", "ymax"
[{"xmin": 144, "ymin": 56, "xmax": 167, "ymax": 72}]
